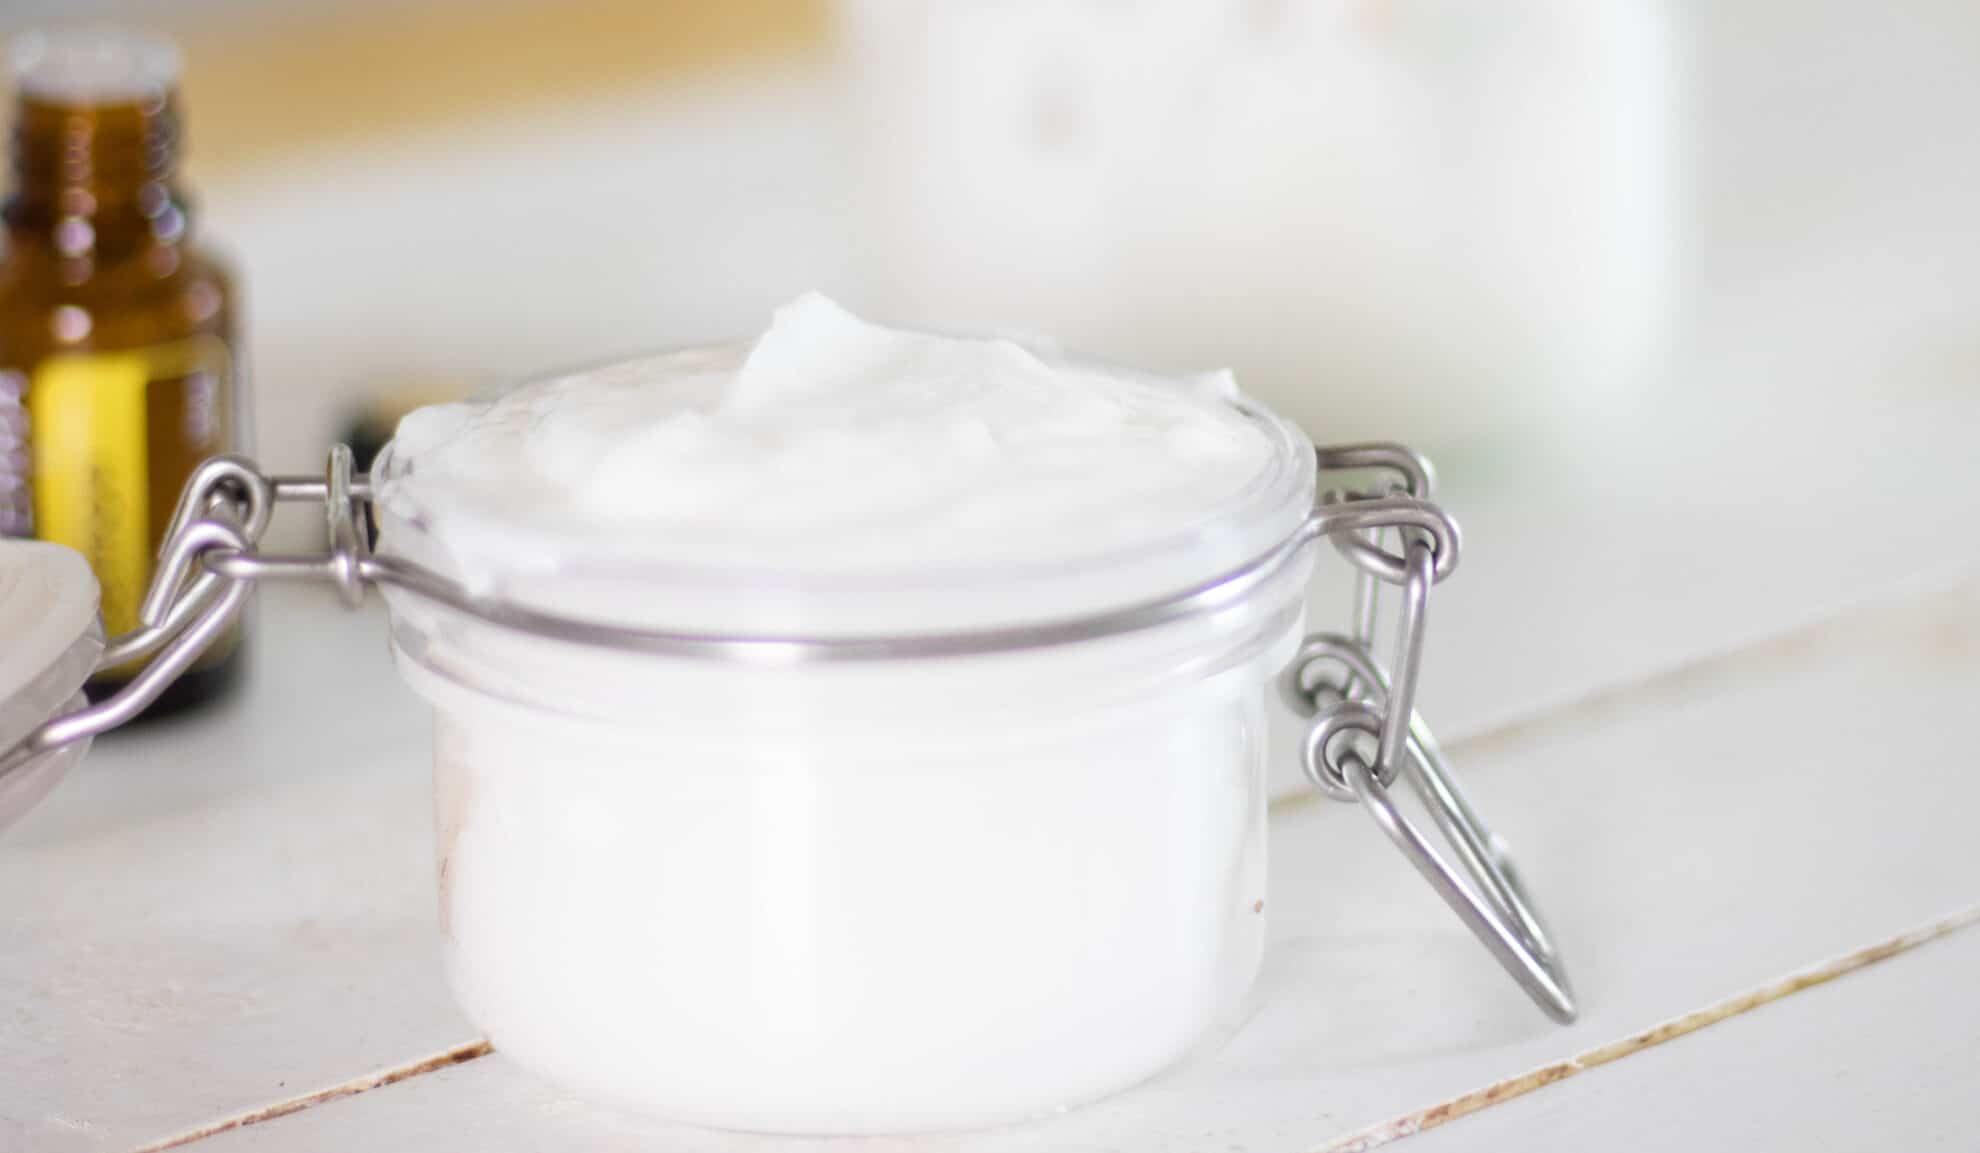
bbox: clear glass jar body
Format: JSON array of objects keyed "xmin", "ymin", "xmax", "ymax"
[{"xmin": 382, "ymin": 545, "xmax": 1310, "ymax": 1134}]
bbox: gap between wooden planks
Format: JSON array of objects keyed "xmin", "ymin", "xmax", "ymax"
[{"xmin": 1309, "ymin": 903, "xmax": 1980, "ymax": 1153}]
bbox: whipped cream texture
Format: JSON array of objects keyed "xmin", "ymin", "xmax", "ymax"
[{"xmin": 383, "ymin": 295, "xmax": 1283, "ymax": 576}]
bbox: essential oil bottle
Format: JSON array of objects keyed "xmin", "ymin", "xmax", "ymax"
[{"xmin": 0, "ymin": 29, "xmax": 246, "ymax": 716}]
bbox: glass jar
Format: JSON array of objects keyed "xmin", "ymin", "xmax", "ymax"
[{"xmin": 368, "ymin": 359, "xmax": 1318, "ymax": 1132}]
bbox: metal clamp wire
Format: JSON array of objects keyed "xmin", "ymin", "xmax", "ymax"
[
  {"xmin": 1376, "ymin": 541, "xmax": 1433, "ymax": 779},
  {"xmin": 1299, "ymin": 699, "xmax": 1392, "ymax": 795},
  {"xmin": 1314, "ymin": 442, "xmax": 1435, "ymax": 500},
  {"xmin": 1290, "ymin": 667, "xmax": 1578, "ymax": 1020},
  {"xmin": 101, "ymin": 568, "xmax": 227, "ymax": 670},
  {"xmin": 1286, "ymin": 631, "xmax": 1559, "ymax": 968},
  {"xmin": 201, "ymin": 456, "xmax": 1459, "ymax": 664},
  {"xmin": 1299, "ymin": 446, "xmax": 1577, "ymax": 1023},
  {"xmin": 321, "ymin": 444, "xmax": 368, "ymax": 608},
  {"xmin": 1287, "ymin": 542, "xmax": 1431, "ymax": 801},
  {"xmin": 1327, "ymin": 500, "xmax": 1458, "ymax": 584},
  {"xmin": 161, "ymin": 455, "xmax": 276, "ymax": 548},
  {"xmin": 0, "ymin": 517, "xmax": 257, "ymax": 781},
  {"xmin": 1314, "ymin": 443, "xmax": 1443, "ymax": 584},
  {"xmin": 1343, "ymin": 749, "xmax": 1577, "ymax": 1023}
]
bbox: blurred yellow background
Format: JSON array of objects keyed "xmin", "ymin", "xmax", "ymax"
[{"xmin": 140, "ymin": 0, "xmax": 824, "ymax": 179}]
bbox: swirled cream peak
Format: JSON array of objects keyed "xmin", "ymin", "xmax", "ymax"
[{"xmin": 383, "ymin": 295, "xmax": 1280, "ymax": 573}]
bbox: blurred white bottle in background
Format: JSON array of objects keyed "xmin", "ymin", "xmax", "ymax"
[{"xmin": 839, "ymin": 0, "xmax": 1671, "ymax": 447}]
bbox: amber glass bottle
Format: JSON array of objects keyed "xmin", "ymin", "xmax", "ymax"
[{"xmin": 0, "ymin": 30, "xmax": 244, "ymax": 716}]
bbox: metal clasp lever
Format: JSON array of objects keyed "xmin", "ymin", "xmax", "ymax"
[
  {"xmin": 0, "ymin": 448, "xmax": 375, "ymax": 782},
  {"xmin": 1284, "ymin": 445, "xmax": 1577, "ymax": 1024}
]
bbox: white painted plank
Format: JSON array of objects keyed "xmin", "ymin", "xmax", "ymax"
[
  {"xmin": 179, "ymin": 576, "xmax": 1980, "ymax": 1152},
  {"xmin": 0, "ymin": 592, "xmax": 471, "ymax": 1153},
  {"xmin": 1400, "ymin": 921, "xmax": 1980, "ymax": 1153}
]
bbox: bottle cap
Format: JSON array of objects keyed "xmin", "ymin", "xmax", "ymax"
[{"xmin": 9, "ymin": 27, "xmax": 181, "ymax": 104}]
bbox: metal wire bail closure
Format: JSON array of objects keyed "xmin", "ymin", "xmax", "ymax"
[
  {"xmin": 1, "ymin": 439, "xmax": 1576, "ymax": 1026},
  {"xmin": 1286, "ymin": 446, "xmax": 1578, "ymax": 1024},
  {"xmin": 0, "ymin": 449, "xmax": 373, "ymax": 782}
]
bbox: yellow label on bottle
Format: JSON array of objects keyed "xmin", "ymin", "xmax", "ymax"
[
  {"xmin": 26, "ymin": 336, "xmax": 233, "ymax": 650},
  {"xmin": 29, "ymin": 352, "xmax": 153, "ymax": 637}
]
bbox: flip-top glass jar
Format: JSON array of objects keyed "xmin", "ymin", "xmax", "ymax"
[{"xmin": 368, "ymin": 300, "xmax": 1319, "ymax": 1131}]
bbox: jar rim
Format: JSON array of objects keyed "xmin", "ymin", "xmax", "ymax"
[{"xmin": 371, "ymin": 348, "xmax": 1318, "ymax": 641}]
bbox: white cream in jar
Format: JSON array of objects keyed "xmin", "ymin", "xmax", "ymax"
[{"xmin": 375, "ymin": 295, "xmax": 1317, "ymax": 1133}]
